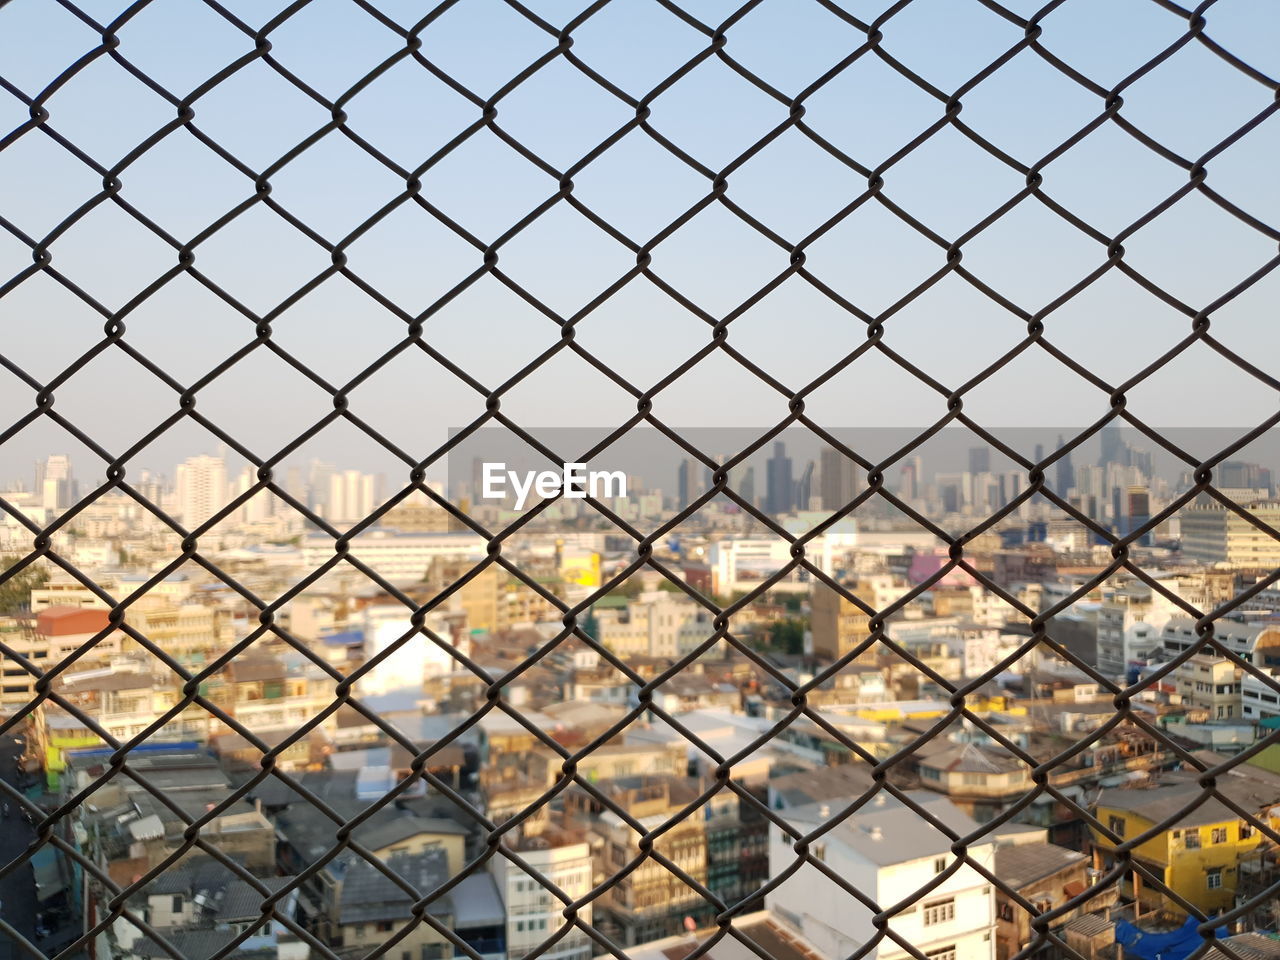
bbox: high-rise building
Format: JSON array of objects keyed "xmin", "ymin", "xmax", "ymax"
[
  {"xmin": 1054, "ymin": 435, "xmax": 1074, "ymax": 497},
  {"xmin": 738, "ymin": 465, "xmax": 756, "ymax": 506},
  {"xmin": 820, "ymin": 445, "xmax": 857, "ymax": 514},
  {"xmin": 968, "ymin": 446, "xmax": 990, "ymax": 476},
  {"xmin": 1098, "ymin": 425, "xmax": 1126, "ymax": 468},
  {"xmin": 176, "ymin": 454, "xmax": 228, "ymax": 528},
  {"xmin": 328, "ymin": 469, "xmax": 380, "ymax": 524},
  {"xmin": 899, "ymin": 456, "xmax": 922, "ymax": 500},
  {"xmin": 229, "ymin": 466, "xmax": 276, "ymax": 524},
  {"xmin": 677, "ymin": 457, "xmax": 707, "ymax": 510},
  {"xmin": 37, "ymin": 454, "xmax": 74, "ymax": 511},
  {"xmin": 1125, "ymin": 485, "xmax": 1152, "ymax": 545},
  {"xmin": 795, "ymin": 460, "xmax": 815, "ymax": 511},
  {"xmin": 765, "ymin": 442, "xmax": 793, "ymax": 516},
  {"xmin": 307, "ymin": 459, "xmax": 335, "ymax": 513},
  {"xmin": 1220, "ymin": 461, "xmax": 1273, "ymax": 494}
]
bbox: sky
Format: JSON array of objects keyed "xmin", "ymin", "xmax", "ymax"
[{"xmin": 0, "ymin": 0, "xmax": 1278, "ymax": 488}]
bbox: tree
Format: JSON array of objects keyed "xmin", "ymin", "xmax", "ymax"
[
  {"xmin": 768, "ymin": 617, "xmax": 807, "ymax": 656},
  {"xmin": 0, "ymin": 556, "xmax": 48, "ymax": 616}
]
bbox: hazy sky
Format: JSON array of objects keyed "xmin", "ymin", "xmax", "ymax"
[{"xmin": 1, "ymin": 0, "xmax": 1278, "ymax": 487}]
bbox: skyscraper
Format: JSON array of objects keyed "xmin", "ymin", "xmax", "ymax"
[
  {"xmin": 1098, "ymin": 425, "xmax": 1131, "ymax": 468},
  {"xmin": 820, "ymin": 445, "xmax": 857, "ymax": 514},
  {"xmin": 176, "ymin": 454, "xmax": 228, "ymax": 528},
  {"xmin": 739, "ymin": 465, "xmax": 756, "ymax": 506},
  {"xmin": 795, "ymin": 460, "xmax": 815, "ymax": 511},
  {"xmin": 37, "ymin": 454, "xmax": 74, "ymax": 511},
  {"xmin": 307, "ymin": 459, "xmax": 335, "ymax": 513},
  {"xmin": 677, "ymin": 457, "xmax": 707, "ymax": 510},
  {"xmin": 328, "ymin": 470, "xmax": 381, "ymax": 524},
  {"xmin": 899, "ymin": 456, "xmax": 922, "ymax": 500},
  {"xmin": 968, "ymin": 446, "xmax": 990, "ymax": 476},
  {"xmin": 230, "ymin": 467, "xmax": 276, "ymax": 524},
  {"xmin": 765, "ymin": 442, "xmax": 793, "ymax": 516},
  {"xmin": 1055, "ymin": 435, "xmax": 1075, "ymax": 497}
]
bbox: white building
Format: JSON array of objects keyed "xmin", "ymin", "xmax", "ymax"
[
  {"xmin": 709, "ymin": 528, "xmax": 856, "ymax": 596},
  {"xmin": 38, "ymin": 453, "xmax": 75, "ymax": 511},
  {"xmin": 229, "ymin": 466, "xmax": 276, "ymax": 524},
  {"xmin": 175, "ymin": 454, "xmax": 228, "ymax": 528},
  {"xmin": 767, "ymin": 792, "xmax": 997, "ymax": 960},
  {"xmin": 327, "ymin": 469, "xmax": 380, "ymax": 524},
  {"xmin": 359, "ymin": 604, "xmax": 468, "ymax": 696},
  {"xmin": 301, "ymin": 530, "xmax": 486, "ymax": 580},
  {"xmin": 493, "ymin": 832, "xmax": 594, "ymax": 960}
]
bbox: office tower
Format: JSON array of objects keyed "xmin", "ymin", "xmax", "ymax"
[
  {"xmin": 307, "ymin": 459, "xmax": 335, "ymax": 513},
  {"xmin": 1055, "ymin": 435, "xmax": 1075, "ymax": 496},
  {"xmin": 795, "ymin": 460, "xmax": 815, "ymax": 511},
  {"xmin": 1130, "ymin": 448, "xmax": 1153, "ymax": 478},
  {"xmin": 739, "ymin": 465, "xmax": 756, "ymax": 506},
  {"xmin": 677, "ymin": 457, "xmax": 707, "ymax": 510},
  {"xmin": 968, "ymin": 446, "xmax": 990, "ymax": 476},
  {"xmin": 899, "ymin": 456, "xmax": 922, "ymax": 500},
  {"xmin": 1098, "ymin": 425, "xmax": 1125, "ymax": 468},
  {"xmin": 941, "ymin": 483, "xmax": 961, "ymax": 514},
  {"xmin": 176, "ymin": 454, "xmax": 228, "ymax": 527},
  {"xmin": 765, "ymin": 442, "xmax": 793, "ymax": 516},
  {"xmin": 328, "ymin": 470, "xmax": 380, "ymax": 524},
  {"xmin": 229, "ymin": 466, "xmax": 276, "ymax": 523},
  {"xmin": 1033, "ymin": 443, "xmax": 1044, "ymax": 464},
  {"xmin": 1220, "ymin": 461, "xmax": 1273, "ymax": 493},
  {"xmin": 37, "ymin": 454, "xmax": 74, "ymax": 511},
  {"xmin": 820, "ymin": 445, "xmax": 857, "ymax": 514},
  {"xmin": 1126, "ymin": 486, "xmax": 1151, "ymax": 545}
]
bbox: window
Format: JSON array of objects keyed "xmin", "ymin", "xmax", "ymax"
[
  {"xmin": 1211, "ymin": 827, "xmax": 1228, "ymax": 844},
  {"xmin": 1241, "ymin": 824, "xmax": 1254, "ymax": 840},
  {"xmin": 934, "ymin": 857, "xmax": 947, "ymax": 874},
  {"xmin": 377, "ymin": 921, "xmax": 394, "ymax": 933},
  {"xmin": 1108, "ymin": 815, "xmax": 1126, "ymax": 838},
  {"xmin": 923, "ymin": 899, "xmax": 955, "ymax": 926},
  {"xmin": 1185, "ymin": 830, "xmax": 1201, "ymax": 849},
  {"xmin": 1207, "ymin": 869, "xmax": 1223, "ymax": 890},
  {"xmin": 926, "ymin": 947, "xmax": 956, "ymax": 960},
  {"xmin": 813, "ymin": 843, "xmax": 826, "ymax": 863},
  {"xmin": 171, "ymin": 895, "xmax": 183, "ymax": 913}
]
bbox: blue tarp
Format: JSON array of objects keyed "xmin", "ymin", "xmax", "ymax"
[{"xmin": 1115, "ymin": 915, "xmax": 1229, "ymax": 960}]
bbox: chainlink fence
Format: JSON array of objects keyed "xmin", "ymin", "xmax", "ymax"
[{"xmin": 1, "ymin": 1, "xmax": 1279, "ymax": 960}]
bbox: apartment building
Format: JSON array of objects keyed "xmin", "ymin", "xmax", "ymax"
[
  {"xmin": 1171, "ymin": 653, "xmax": 1243, "ymax": 719},
  {"xmin": 592, "ymin": 589, "xmax": 714, "ymax": 659},
  {"xmin": 494, "ymin": 829, "xmax": 595, "ymax": 960},
  {"xmin": 767, "ymin": 792, "xmax": 998, "ymax": 960},
  {"xmin": 580, "ymin": 777, "xmax": 713, "ymax": 946}
]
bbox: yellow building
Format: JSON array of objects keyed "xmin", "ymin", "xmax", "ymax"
[
  {"xmin": 1091, "ymin": 773, "xmax": 1280, "ymax": 916},
  {"xmin": 559, "ymin": 546, "xmax": 601, "ymax": 588}
]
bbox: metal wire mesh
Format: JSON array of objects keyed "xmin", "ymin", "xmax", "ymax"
[{"xmin": 1, "ymin": 1, "xmax": 1279, "ymax": 959}]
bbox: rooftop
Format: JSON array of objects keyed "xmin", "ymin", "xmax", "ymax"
[
  {"xmin": 994, "ymin": 842, "xmax": 1088, "ymax": 890},
  {"xmin": 784, "ymin": 792, "xmax": 990, "ymax": 866}
]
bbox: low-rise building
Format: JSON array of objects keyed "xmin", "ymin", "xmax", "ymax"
[
  {"xmin": 1091, "ymin": 770, "xmax": 1280, "ymax": 916},
  {"xmin": 766, "ymin": 791, "xmax": 998, "ymax": 960}
]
